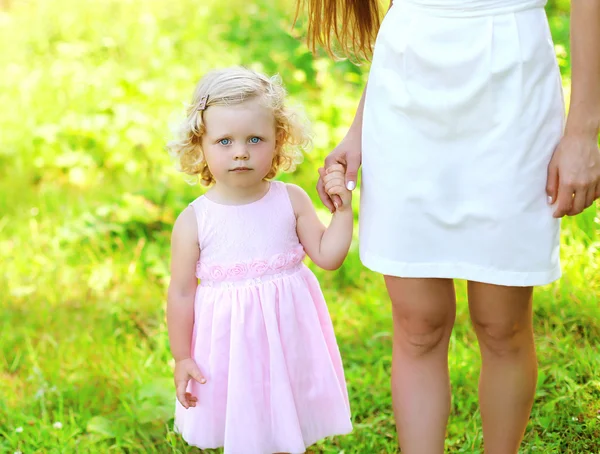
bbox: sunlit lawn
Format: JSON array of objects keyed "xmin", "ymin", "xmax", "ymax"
[{"xmin": 1, "ymin": 0, "xmax": 598, "ymax": 452}]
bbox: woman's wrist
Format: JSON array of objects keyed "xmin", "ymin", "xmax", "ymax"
[
  {"xmin": 564, "ymin": 122, "xmax": 599, "ymax": 140},
  {"xmin": 564, "ymin": 106, "xmax": 600, "ymax": 138}
]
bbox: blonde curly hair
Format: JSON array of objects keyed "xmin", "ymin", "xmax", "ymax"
[{"xmin": 167, "ymin": 67, "xmax": 310, "ymax": 186}]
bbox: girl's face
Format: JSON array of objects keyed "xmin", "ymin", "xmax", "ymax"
[{"xmin": 201, "ymin": 97, "xmax": 277, "ymax": 188}]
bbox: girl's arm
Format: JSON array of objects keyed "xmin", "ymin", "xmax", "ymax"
[
  {"xmin": 167, "ymin": 207, "xmax": 206, "ymax": 409},
  {"xmin": 167, "ymin": 207, "xmax": 200, "ymax": 362},
  {"xmin": 287, "ymin": 169, "xmax": 353, "ymax": 270}
]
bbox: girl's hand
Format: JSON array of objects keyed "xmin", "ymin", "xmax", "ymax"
[
  {"xmin": 174, "ymin": 358, "xmax": 206, "ymax": 409},
  {"xmin": 320, "ymin": 164, "xmax": 352, "ymax": 210},
  {"xmin": 316, "ymin": 132, "xmax": 362, "ymax": 212},
  {"xmin": 546, "ymin": 132, "xmax": 600, "ymax": 217}
]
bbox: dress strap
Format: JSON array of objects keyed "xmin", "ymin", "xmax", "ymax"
[
  {"xmin": 188, "ymin": 196, "xmax": 208, "ymax": 250},
  {"xmin": 269, "ymin": 181, "xmax": 296, "ymax": 220}
]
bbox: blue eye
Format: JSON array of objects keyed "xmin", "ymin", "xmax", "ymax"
[
  {"xmin": 249, "ymin": 137, "xmax": 261, "ymax": 144},
  {"xmin": 219, "ymin": 138, "xmax": 231, "ymax": 146}
]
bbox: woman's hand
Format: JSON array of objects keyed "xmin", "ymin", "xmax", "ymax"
[
  {"xmin": 546, "ymin": 132, "xmax": 600, "ymax": 217},
  {"xmin": 316, "ymin": 132, "xmax": 362, "ymax": 212}
]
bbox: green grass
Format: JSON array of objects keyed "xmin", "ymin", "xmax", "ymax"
[{"xmin": 1, "ymin": 0, "xmax": 599, "ymax": 452}]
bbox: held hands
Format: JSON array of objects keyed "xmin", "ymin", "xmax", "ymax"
[
  {"xmin": 174, "ymin": 357, "xmax": 206, "ymax": 409},
  {"xmin": 316, "ymin": 133, "xmax": 362, "ymax": 212},
  {"xmin": 319, "ymin": 164, "xmax": 352, "ymax": 211},
  {"xmin": 546, "ymin": 132, "xmax": 600, "ymax": 217}
]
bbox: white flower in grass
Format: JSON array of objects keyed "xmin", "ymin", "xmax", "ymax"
[
  {"xmin": 14, "ymin": 451, "xmax": 23, "ymax": 454},
  {"xmin": 53, "ymin": 421, "xmax": 63, "ymax": 430},
  {"xmin": 15, "ymin": 427, "xmax": 23, "ymax": 433}
]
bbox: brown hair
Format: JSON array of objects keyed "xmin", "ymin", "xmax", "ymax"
[{"xmin": 295, "ymin": 0, "xmax": 383, "ymax": 60}]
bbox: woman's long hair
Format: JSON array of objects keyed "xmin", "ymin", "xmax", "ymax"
[{"xmin": 294, "ymin": 0, "xmax": 383, "ymax": 60}]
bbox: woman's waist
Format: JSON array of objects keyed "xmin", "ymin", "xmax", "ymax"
[{"xmin": 393, "ymin": 0, "xmax": 546, "ymax": 17}]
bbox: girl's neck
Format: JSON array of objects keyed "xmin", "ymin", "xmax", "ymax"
[{"xmin": 206, "ymin": 180, "xmax": 271, "ymax": 206}]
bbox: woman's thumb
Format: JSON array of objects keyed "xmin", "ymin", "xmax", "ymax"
[
  {"xmin": 345, "ymin": 152, "xmax": 361, "ymax": 191},
  {"xmin": 546, "ymin": 161, "xmax": 558, "ymax": 204}
]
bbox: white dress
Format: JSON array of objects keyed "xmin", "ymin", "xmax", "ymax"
[{"xmin": 360, "ymin": 0, "xmax": 565, "ymax": 286}]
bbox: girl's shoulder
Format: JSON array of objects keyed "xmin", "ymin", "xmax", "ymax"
[
  {"xmin": 188, "ymin": 193, "xmax": 207, "ymax": 208},
  {"xmin": 284, "ymin": 182, "xmax": 306, "ymax": 200},
  {"xmin": 283, "ymin": 182, "xmax": 313, "ymax": 217},
  {"xmin": 175, "ymin": 194, "xmax": 210, "ymax": 246},
  {"xmin": 171, "ymin": 204, "xmax": 199, "ymax": 246}
]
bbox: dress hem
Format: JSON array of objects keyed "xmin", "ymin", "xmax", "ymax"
[
  {"xmin": 360, "ymin": 250, "xmax": 561, "ymax": 287},
  {"xmin": 175, "ymin": 422, "xmax": 353, "ymax": 454}
]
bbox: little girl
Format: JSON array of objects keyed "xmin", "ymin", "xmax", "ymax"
[{"xmin": 165, "ymin": 67, "xmax": 353, "ymax": 454}]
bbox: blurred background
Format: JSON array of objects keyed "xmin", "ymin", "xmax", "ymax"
[{"xmin": 0, "ymin": 0, "xmax": 598, "ymax": 452}]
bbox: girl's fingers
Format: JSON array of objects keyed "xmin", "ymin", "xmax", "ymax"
[
  {"xmin": 323, "ymin": 168, "xmax": 345, "ymax": 180},
  {"xmin": 185, "ymin": 392, "xmax": 197, "ymax": 402},
  {"xmin": 326, "ymin": 163, "xmax": 345, "ymax": 174},
  {"xmin": 176, "ymin": 380, "xmax": 190, "ymax": 408},
  {"xmin": 323, "ymin": 172, "xmax": 345, "ymax": 187},
  {"xmin": 185, "ymin": 392, "xmax": 198, "ymax": 407},
  {"xmin": 323, "ymin": 179, "xmax": 344, "ymax": 190},
  {"xmin": 317, "ymin": 176, "xmax": 335, "ymax": 212},
  {"xmin": 184, "ymin": 392, "xmax": 196, "ymax": 407},
  {"xmin": 324, "ymin": 177, "xmax": 342, "ymax": 190},
  {"xmin": 325, "ymin": 181, "xmax": 346, "ymax": 195}
]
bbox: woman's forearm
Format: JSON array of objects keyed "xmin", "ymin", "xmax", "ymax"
[
  {"xmin": 565, "ymin": 0, "xmax": 600, "ymax": 137},
  {"xmin": 346, "ymin": 2, "xmax": 393, "ymax": 139},
  {"xmin": 346, "ymin": 85, "xmax": 367, "ymax": 139}
]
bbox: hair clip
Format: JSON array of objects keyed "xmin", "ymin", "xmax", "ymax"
[{"xmin": 198, "ymin": 95, "xmax": 209, "ymax": 111}]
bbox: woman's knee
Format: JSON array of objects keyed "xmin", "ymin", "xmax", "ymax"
[
  {"xmin": 472, "ymin": 318, "xmax": 533, "ymax": 357},
  {"xmin": 468, "ymin": 282, "xmax": 534, "ymax": 357},
  {"xmin": 386, "ymin": 277, "xmax": 456, "ymax": 357},
  {"xmin": 394, "ymin": 312, "xmax": 453, "ymax": 356}
]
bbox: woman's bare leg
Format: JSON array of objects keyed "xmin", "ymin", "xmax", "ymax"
[
  {"xmin": 468, "ymin": 282, "xmax": 537, "ymax": 454},
  {"xmin": 385, "ymin": 276, "xmax": 456, "ymax": 454}
]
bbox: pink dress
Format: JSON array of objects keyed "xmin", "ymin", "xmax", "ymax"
[{"xmin": 174, "ymin": 181, "xmax": 352, "ymax": 454}]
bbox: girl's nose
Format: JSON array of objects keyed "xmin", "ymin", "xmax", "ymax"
[{"xmin": 234, "ymin": 145, "xmax": 249, "ymax": 159}]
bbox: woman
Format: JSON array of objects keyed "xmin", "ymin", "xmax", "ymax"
[{"xmin": 304, "ymin": 0, "xmax": 600, "ymax": 452}]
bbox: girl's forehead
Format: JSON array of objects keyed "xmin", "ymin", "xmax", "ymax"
[
  {"xmin": 211, "ymin": 97, "xmax": 271, "ymax": 113},
  {"xmin": 204, "ymin": 100, "xmax": 276, "ymax": 132}
]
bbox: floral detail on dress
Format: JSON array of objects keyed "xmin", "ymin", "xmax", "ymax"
[
  {"xmin": 196, "ymin": 245, "xmax": 305, "ymax": 283},
  {"xmin": 226, "ymin": 263, "xmax": 249, "ymax": 279},
  {"xmin": 208, "ymin": 265, "xmax": 226, "ymax": 281}
]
